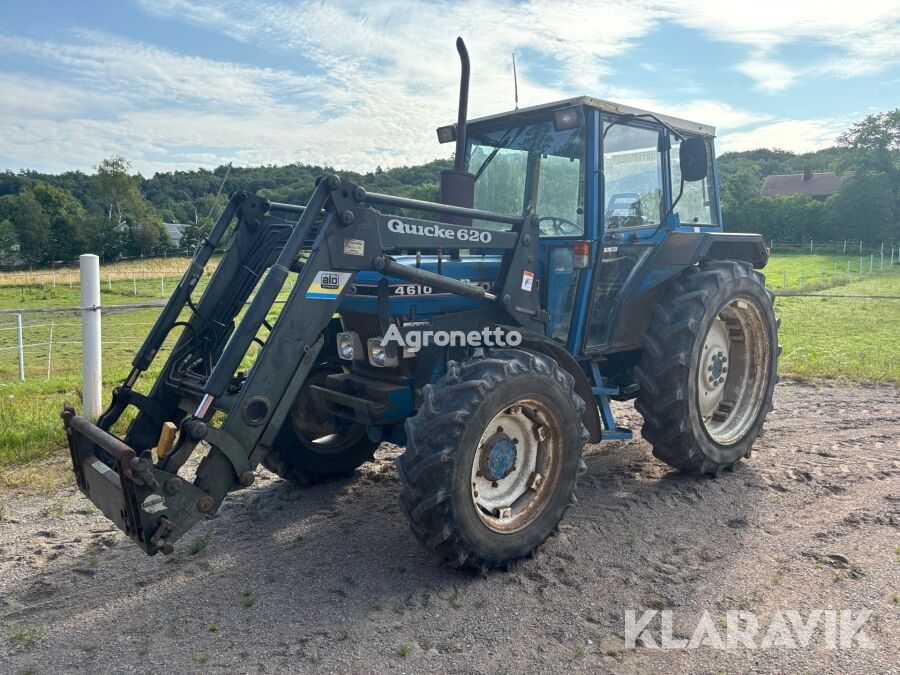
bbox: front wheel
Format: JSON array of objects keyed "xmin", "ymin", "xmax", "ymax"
[
  {"xmin": 634, "ymin": 260, "xmax": 780, "ymax": 475},
  {"xmin": 264, "ymin": 363, "xmax": 380, "ymax": 485},
  {"xmin": 398, "ymin": 349, "xmax": 588, "ymax": 571}
]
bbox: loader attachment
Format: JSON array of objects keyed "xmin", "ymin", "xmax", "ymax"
[
  {"xmin": 61, "ymin": 174, "xmax": 542, "ymax": 555},
  {"xmin": 62, "ymin": 404, "xmax": 207, "ymax": 554}
]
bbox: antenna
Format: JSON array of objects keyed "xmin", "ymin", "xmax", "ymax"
[{"xmin": 512, "ymin": 52, "xmax": 519, "ymax": 109}]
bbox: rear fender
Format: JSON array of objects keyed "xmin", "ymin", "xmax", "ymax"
[
  {"xmin": 608, "ymin": 231, "xmax": 768, "ymax": 353},
  {"xmin": 634, "ymin": 231, "xmax": 768, "ymax": 295}
]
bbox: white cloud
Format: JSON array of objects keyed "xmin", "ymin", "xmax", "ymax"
[
  {"xmin": 717, "ymin": 118, "xmax": 851, "ymax": 154},
  {"xmin": 1, "ymin": 0, "xmax": 898, "ymax": 173},
  {"xmin": 734, "ymin": 57, "xmax": 799, "ymax": 93}
]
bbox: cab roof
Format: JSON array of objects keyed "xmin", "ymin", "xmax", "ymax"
[{"xmin": 468, "ymin": 95, "xmax": 716, "ymax": 138}]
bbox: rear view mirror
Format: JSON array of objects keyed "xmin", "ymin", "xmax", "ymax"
[{"xmin": 679, "ymin": 137, "xmax": 708, "ymax": 182}]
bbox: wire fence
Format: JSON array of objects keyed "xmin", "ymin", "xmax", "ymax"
[
  {"xmin": 0, "ymin": 307, "xmax": 167, "ymax": 381},
  {"xmin": 768, "ymin": 239, "xmax": 898, "ymax": 255},
  {"xmin": 764, "ymin": 250, "xmax": 899, "ymax": 292}
]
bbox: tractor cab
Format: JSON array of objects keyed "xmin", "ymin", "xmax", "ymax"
[{"xmin": 441, "ymin": 97, "xmax": 722, "ymax": 354}]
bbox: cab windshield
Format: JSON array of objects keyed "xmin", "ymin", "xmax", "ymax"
[{"xmin": 466, "ymin": 117, "xmax": 585, "ymax": 236}]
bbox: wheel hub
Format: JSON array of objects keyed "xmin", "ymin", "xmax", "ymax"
[
  {"xmin": 699, "ymin": 319, "xmax": 730, "ymax": 418},
  {"xmin": 470, "ymin": 401, "xmax": 561, "ymax": 533},
  {"xmin": 480, "ymin": 433, "xmax": 518, "ymax": 481}
]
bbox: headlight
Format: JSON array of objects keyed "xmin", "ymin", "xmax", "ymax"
[
  {"xmin": 336, "ymin": 332, "xmax": 362, "ymax": 361},
  {"xmin": 367, "ymin": 337, "xmax": 399, "ymax": 367}
]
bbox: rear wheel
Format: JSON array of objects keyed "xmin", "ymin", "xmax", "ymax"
[
  {"xmin": 264, "ymin": 363, "xmax": 379, "ymax": 485},
  {"xmin": 634, "ymin": 260, "xmax": 779, "ymax": 475},
  {"xmin": 399, "ymin": 349, "xmax": 588, "ymax": 571}
]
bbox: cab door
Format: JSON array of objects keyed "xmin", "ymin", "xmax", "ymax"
[{"xmin": 584, "ymin": 117, "xmax": 667, "ymax": 351}]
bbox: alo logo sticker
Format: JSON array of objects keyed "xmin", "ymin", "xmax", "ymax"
[{"xmin": 306, "ymin": 271, "xmax": 352, "ymax": 299}]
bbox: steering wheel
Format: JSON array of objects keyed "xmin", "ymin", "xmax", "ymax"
[{"xmin": 538, "ymin": 216, "xmax": 581, "ymax": 236}]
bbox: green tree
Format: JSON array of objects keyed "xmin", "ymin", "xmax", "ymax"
[
  {"xmin": 32, "ymin": 182, "xmax": 85, "ymax": 261},
  {"xmin": 93, "ymin": 156, "xmax": 166, "ymax": 257},
  {"xmin": 838, "ymin": 109, "xmax": 900, "ymax": 152},
  {"xmin": 0, "ymin": 218, "xmax": 17, "ymax": 264},
  {"xmin": 0, "ymin": 190, "xmax": 52, "ymax": 263},
  {"xmin": 824, "ymin": 172, "xmax": 894, "ymax": 241},
  {"xmin": 837, "ymin": 108, "xmax": 900, "ymax": 236}
]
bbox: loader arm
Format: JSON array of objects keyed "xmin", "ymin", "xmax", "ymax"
[{"xmin": 63, "ymin": 175, "xmax": 542, "ymax": 555}]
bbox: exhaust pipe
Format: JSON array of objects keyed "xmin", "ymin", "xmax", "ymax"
[
  {"xmin": 453, "ymin": 37, "xmax": 470, "ymax": 173},
  {"xmin": 440, "ymin": 37, "xmax": 476, "ymax": 256}
]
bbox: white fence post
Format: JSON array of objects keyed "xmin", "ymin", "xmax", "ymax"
[
  {"xmin": 15, "ymin": 313, "xmax": 24, "ymax": 381},
  {"xmin": 46, "ymin": 321, "xmax": 54, "ymax": 380},
  {"xmin": 80, "ymin": 254, "xmax": 102, "ymax": 422},
  {"xmin": 869, "ymin": 254, "xmax": 874, "ymax": 274}
]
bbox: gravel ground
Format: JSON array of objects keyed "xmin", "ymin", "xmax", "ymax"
[{"xmin": 1, "ymin": 380, "xmax": 898, "ymax": 674}]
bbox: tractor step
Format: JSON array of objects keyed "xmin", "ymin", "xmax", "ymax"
[{"xmin": 589, "ymin": 362, "xmax": 633, "ymax": 443}]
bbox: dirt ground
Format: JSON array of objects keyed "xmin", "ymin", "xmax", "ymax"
[{"xmin": 1, "ymin": 380, "xmax": 898, "ymax": 674}]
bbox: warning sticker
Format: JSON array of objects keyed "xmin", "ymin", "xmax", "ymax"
[
  {"xmin": 343, "ymin": 239, "xmax": 365, "ymax": 256},
  {"xmin": 521, "ymin": 270, "xmax": 535, "ymax": 292},
  {"xmin": 306, "ymin": 271, "xmax": 352, "ymax": 299}
]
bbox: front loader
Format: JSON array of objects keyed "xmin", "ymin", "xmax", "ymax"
[{"xmin": 63, "ymin": 39, "xmax": 778, "ymax": 570}]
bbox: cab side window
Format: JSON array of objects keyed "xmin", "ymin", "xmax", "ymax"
[
  {"xmin": 670, "ymin": 137, "xmax": 718, "ymax": 226},
  {"xmin": 602, "ymin": 123, "xmax": 663, "ymax": 230}
]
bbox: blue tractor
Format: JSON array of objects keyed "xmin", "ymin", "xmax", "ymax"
[{"xmin": 62, "ymin": 40, "xmax": 778, "ymax": 571}]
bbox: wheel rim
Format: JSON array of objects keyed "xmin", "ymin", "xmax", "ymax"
[
  {"xmin": 470, "ymin": 398, "xmax": 562, "ymax": 533},
  {"xmin": 290, "ymin": 371, "xmax": 367, "ymax": 455},
  {"xmin": 697, "ymin": 296, "xmax": 771, "ymax": 445}
]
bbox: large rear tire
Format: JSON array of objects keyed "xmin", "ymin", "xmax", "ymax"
[
  {"xmin": 634, "ymin": 260, "xmax": 779, "ymax": 476},
  {"xmin": 399, "ymin": 349, "xmax": 588, "ymax": 571},
  {"xmin": 263, "ymin": 362, "xmax": 380, "ymax": 485}
]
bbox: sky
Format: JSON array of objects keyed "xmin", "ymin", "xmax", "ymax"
[{"xmin": 0, "ymin": 0, "xmax": 898, "ymax": 176}]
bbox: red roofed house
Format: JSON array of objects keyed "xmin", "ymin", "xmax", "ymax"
[{"xmin": 760, "ymin": 166, "xmax": 851, "ymax": 201}]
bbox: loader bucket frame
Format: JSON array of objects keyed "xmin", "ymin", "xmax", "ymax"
[{"xmin": 62, "ymin": 175, "xmax": 545, "ymax": 555}]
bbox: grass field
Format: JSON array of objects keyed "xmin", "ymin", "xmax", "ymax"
[{"xmin": 0, "ymin": 252, "xmax": 898, "ymax": 482}]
